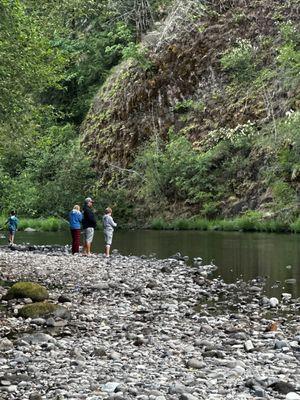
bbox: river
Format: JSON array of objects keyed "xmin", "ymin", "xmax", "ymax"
[{"xmin": 1, "ymin": 230, "xmax": 299, "ymax": 298}]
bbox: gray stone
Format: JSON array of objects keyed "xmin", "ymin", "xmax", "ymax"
[
  {"xmin": 282, "ymin": 293, "xmax": 292, "ymax": 300},
  {"xmin": 169, "ymin": 383, "xmax": 188, "ymax": 394},
  {"xmin": 249, "ymin": 286, "xmax": 261, "ymax": 292},
  {"xmin": 109, "ymin": 351, "xmax": 121, "ymax": 360},
  {"xmin": 180, "ymin": 393, "xmax": 199, "ymax": 400},
  {"xmin": 29, "ymin": 393, "xmax": 43, "ymax": 400},
  {"xmin": 200, "ymin": 324, "xmax": 213, "ymax": 334},
  {"xmin": 253, "ymin": 386, "xmax": 266, "ymax": 397},
  {"xmin": 101, "ymin": 382, "xmax": 121, "ymax": 393},
  {"xmin": 110, "ymin": 393, "xmax": 124, "ymax": 400},
  {"xmin": 186, "ymin": 358, "xmax": 204, "ymax": 369},
  {"xmin": 285, "ymin": 279, "xmax": 296, "ymax": 284},
  {"xmin": 244, "ymin": 340, "xmax": 254, "ymax": 352},
  {"xmin": 30, "ymin": 318, "xmax": 46, "ymax": 326},
  {"xmin": 91, "ymin": 282, "xmax": 110, "ymax": 290},
  {"xmin": 93, "ymin": 346, "xmax": 107, "ymax": 357},
  {"xmin": 0, "ymin": 338, "xmax": 13, "ymax": 351},
  {"xmin": 0, "ymin": 381, "xmax": 11, "ymax": 386},
  {"xmin": 22, "ymin": 333, "xmax": 56, "ymax": 345},
  {"xmin": 275, "ymin": 340, "xmax": 289, "ymax": 350},
  {"xmin": 286, "ymin": 393, "xmax": 300, "ymax": 400},
  {"xmin": 0, "ymin": 385, "xmax": 17, "ymax": 393},
  {"xmin": 269, "ymin": 381, "xmax": 296, "ymax": 394},
  {"xmin": 269, "ymin": 297, "xmax": 279, "ymax": 307},
  {"xmin": 202, "ymin": 350, "xmax": 225, "ymax": 358}
]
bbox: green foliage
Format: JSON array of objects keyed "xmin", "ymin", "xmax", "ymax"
[
  {"xmin": 122, "ymin": 43, "xmax": 153, "ymax": 71},
  {"xmin": 0, "ymin": 0, "xmax": 169, "ymax": 221},
  {"xmin": 201, "ymin": 201, "xmax": 222, "ymax": 218},
  {"xmin": 0, "ymin": 124, "xmax": 96, "ymax": 216},
  {"xmin": 131, "ymin": 128, "xmax": 254, "ymax": 214},
  {"xmin": 1, "ymin": 0, "xmax": 299, "ymax": 228},
  {"xmin": 20, "ymin": 217, "xmax": 69, "ymax": 232},
  {"xmin": 0, "ymin": 0, "xmax": 65, "ymax": 122},
  {"xmin": 220, "ymin": 39, "xmax": 256, "ymax": 84},
  {"xmin": 200, "ymin": 122, "xmax": 256, "ymax": 150},
  {"xmin": 272, "ymin": 180, "xmax": 296, "ymax": 209},
  {"xmin": 93, "ymin": 187, "xmax": 134, "ymax": 226},
  {"xmin": 291, "ymin": 218, "xmax": 300, "ymax": 233},
  {"xmin": 255, "ymin": 113, "xmax": 300, "ymax": 218},
  {"xmin": 150, "ymin": 218, "xmax": 169, "ymax": 230},
  {"xmin": 149, "ymin": 215, "xmax": 296, "ymax": 233},
  {"xmin": 210, "ymin": 219, "xmax": 239, "ymax": 231},
  {"xmin": 277, "ymin": 21, "xmax": 300, "ymax": 91},
  {"xmin": 173, "ymin": 99, "xmax": 206, "ymax": 113},
  {"xmin": 105, "ymin": 22, "xmax": 135, "ymax": 58}
]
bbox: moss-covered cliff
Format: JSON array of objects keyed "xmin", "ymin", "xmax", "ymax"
[{"xmin": 82, "ymin": 0, "xmax": 300, "ymax": 221}]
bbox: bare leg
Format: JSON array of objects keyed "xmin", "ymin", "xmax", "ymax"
[
  {"xmin": 105, "ymin": 245, "xmax": 110, "ymax": 257},
  {"xmin": 8, "ymin": 232, "xmax": 14, "ymax": 245},
  {"xmin": 86, "ymin": 242, "xmax": 91, "ymax": 256}
]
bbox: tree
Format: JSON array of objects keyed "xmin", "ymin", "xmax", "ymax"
[{"xmin": 0, "ymin": 0, "xmax": 65, "ymax": 123}]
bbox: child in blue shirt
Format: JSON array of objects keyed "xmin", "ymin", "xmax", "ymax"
[
  {"xmin": 69, "ymin": 205, "xmax": 83, "ymax": 254},
  {"xmin": 5, "ymin": 210, "xmax": 19, "ymax": 245}
]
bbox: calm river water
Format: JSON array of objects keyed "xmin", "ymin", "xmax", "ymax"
[{"xmin": 2, "ymin": 230, "xmax": 300, "ymax": 298}]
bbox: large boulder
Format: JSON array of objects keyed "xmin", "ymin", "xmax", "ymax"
[
  {"xmin": 18, "ymin": 302, "xmax": 68, "ymax": 319},
  {"xmin": 3, "ymin": 282, "xmax": 49, "ymax": 302}
]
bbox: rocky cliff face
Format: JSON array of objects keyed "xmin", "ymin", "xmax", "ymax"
[{"xmin": 82, "ymin": 0, "xmax": 299, "ymax": 218}]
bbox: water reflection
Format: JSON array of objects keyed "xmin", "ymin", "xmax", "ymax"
[{"xmin": 1, "ymin": 230, "xmax": 299, "ymax": 298}]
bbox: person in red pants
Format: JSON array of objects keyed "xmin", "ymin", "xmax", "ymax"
[{"xmin": 69, "ymin": 205, "xmax": 83, "ymax": 254}]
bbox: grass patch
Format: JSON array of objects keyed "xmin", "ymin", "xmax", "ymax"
[
  {"xmin": 0, "ymin": 216, "xmax": 69, "ymax": 232},
  {"xmin": 149, "ymin": 216, "xmax": 299, "ymax": 233},
  {"xmin": 209, "ymin": 219, "xmax": 239, "ymax": 231},
  {"xmin": 291, "ymin": 218, "xmax": 300, "ymax": 233},
  {"xmin": 150, "ymin": 218, "xmax": 170, "ymax": 230}
]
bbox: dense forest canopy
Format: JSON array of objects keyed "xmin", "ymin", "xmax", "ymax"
[
  {"xmin": 0, "ymin": 0, "xmax": 299, "ymax": 225},
  {"xmin": 0, "ymin": 0, "xmax": 168, "ymax": 217}
]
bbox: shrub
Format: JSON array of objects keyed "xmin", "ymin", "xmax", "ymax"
[
  {"xmin": 173, "ymin": 219, "xmax": 191, "ymax": 230},
  {"xmin": 209, "ymin": 219, "xmax": 239, "ymax": 231},
  {"xmin": 220, "ymin": 39, "xmax": 256, "ymax": 83},
  {"xmin": 131, "ymin": 131, "xmax": 230, "ymax": 213},
  {"xmin": 272, "ymin": 180, "xmax": 296, "ymax": 210},
  {"xmin": 150, "ymin": 218, "xmax": 168, "ymax": 230},
  {"xmin": 189, "ymin": 218, "xmax": 209, "ymax": 230},
  {"xmin": 6, "ymin": 217, "xmax": 69, "ymax": 232},
  {"xmin": 291, "ymin": 218, "xmax": 300, "ymax": 233}
]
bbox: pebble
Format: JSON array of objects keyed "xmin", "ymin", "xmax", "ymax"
[
  {"xmin": 0, "ymin": 248, "xmax": 299, "ymax": 400},
  {"xmin": 275, "ymin": 340, "xmax": 289, "ymax": 350},
  {"xmin": 269, "ymin": 297, "xmax": 279, "ymax": 307},
  {"xmin": 244, "ymin": 340, "xmax": 254, "ymax": 352},
  {"xmin": 180, "ymin": 394, "xmax": 199, "ymax": 400},
  {"xmin": 286, "ymin": 394, "xmax": 300, "ymax": 400},
  {"xmin": 186, "ymin": 358, "xmax": 204, "ymax": 369}
]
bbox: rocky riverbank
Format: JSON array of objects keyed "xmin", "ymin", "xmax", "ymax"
[{"xmin": 0, "ymin": 248, "xmax": 299, "ymax": 400}]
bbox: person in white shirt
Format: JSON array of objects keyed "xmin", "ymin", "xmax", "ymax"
[{"xmin": 102, "ymin": 207, "xmax": 117, "ymax": 257}]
